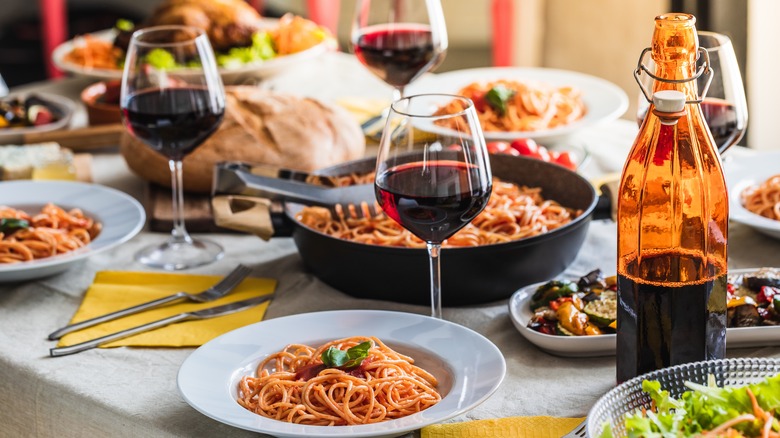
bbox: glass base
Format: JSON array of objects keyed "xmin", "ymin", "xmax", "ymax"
[{"xmin": 135, "ymin": 237, "xmax": 224, "ymax": 270}]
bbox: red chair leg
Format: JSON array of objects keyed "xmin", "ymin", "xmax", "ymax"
[
  {"xmin": 307, "ymin": 0, "xmax": 341, "ymax": 36},
  {"xmin": 40, "ymin": 0, "xmax": 68, "ymax": 79},
  {"xmin": 491, "ymin": 0, "xmax": 514, "ymax": 66}
]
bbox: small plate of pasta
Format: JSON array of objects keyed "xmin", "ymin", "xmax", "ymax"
[
  {"xmin": 177, "ymin": 309, "xmax": 506, "ymax": 437},
  {"xmin": 406, "ymin": 67, "xmax": 628, "ymax": 142},
  {"xmin": 0, "ymin": 181, "xmax": 145, "ymax": 282},
  {"xmin": 724, "ymin": 150, "xmax": 780, "ymax": 240}
]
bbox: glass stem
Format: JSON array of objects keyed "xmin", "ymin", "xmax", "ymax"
[
  {"xmin": 426, "ymin": 242, "xmax": 443, "ymax": 319},
  {"xmin": 168, "ymin": 159, "xmax": 192, "ymax": 244},
  {"xmin": 393, "ymin": 86, "xmax": 404, "ymax": 103}
]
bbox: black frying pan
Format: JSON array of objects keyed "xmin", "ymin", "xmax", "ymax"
[{"xmin": 272, "ymin": 153, "xmax": 606, "ymax": 306}]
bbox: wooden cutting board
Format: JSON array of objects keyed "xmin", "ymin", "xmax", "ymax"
[{"xmin": 146, "ymin": 184, "xmax": 229, "ymax": 233}]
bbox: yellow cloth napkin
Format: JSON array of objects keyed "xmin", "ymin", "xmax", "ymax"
[
  {"xmin": 421, "ymin": 416, "xmax": 586, "ymax": 438},
  {"xmin": 57, "ymin": 271, "xmax": 276, "ymax": 348}
]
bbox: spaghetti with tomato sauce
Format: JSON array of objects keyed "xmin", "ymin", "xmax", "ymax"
[{"xmin": 237, "ymin": 336, "xmax": 441, "ymax": 425}]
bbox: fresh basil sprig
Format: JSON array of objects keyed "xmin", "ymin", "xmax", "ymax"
[
  {"xmin": 0, "ymin": 218, "xmax": 29, "ymax": 235},
  {"xmin": 485, "ymin": 85, "xmax": 516, "ymax": 116},
  {"xmin": 320, "ymin": 341, "xmax": 372, "ymax": 369}
]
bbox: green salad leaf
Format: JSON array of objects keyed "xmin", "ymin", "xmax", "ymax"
[
  {"xmin": 216, "ymin": 31, "xmax": 277, "ymax": 68},
  {"xmin": 320, "ymin": 341, "xmax": 372, "ymax": 369},
  {"xmin": 145, "ymin": 48, "xmax": 178, "ymax": 70}
]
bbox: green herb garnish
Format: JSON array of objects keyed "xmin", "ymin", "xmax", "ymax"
[
  {"xmin": 320, "ymin": 341, "xmax": 372, "ymax": 369},
  {"xmin": 485, "ymin": 85, "xmax": 516, "ymax": 116},
  {"xmin": 0, "ymin": 218, "xmax": 29, "ymax": 234}
]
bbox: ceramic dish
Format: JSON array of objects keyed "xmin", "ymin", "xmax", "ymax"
[
  {"xmin": 177, "ymin": 310, "xmax": 506, "ymax": 438},
  {"xmin": 724, "ymin": 150, "xmax": 780, "ymax": 239},
  {"xmin": 405, "ymin": 67, "xmax": 628, "ymax": 142},
  {"xmin": 0, "ymin": 181, "xmax": 145, "ymax": 282},
  {"xmin": 52, "ymin": 20, "xmax": 333, "ymax": 84},
  {"xmin": 508, "ymin": 268, "xmax": 780, "ymax": 357},
  {"xmin": 0, "ymin": 92, "xmax": 75, "ymax": 144}
]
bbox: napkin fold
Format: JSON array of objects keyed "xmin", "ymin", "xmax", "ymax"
[
  {"xmin": 421, "ymin": 416, "xmax": 586, "ymax": 438},
  {"xmin": 57, "ymin": 271, "xmax": 276, "ymax": 348}
]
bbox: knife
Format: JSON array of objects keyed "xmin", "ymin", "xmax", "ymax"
[{"xmin": 49, "ymin": 294, "xmax": 275, "ymax": 357}]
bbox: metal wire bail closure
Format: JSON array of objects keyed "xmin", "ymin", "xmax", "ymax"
[{"xmin": 634, "ymin": 46, "xmax": 714, "ymax": 104}]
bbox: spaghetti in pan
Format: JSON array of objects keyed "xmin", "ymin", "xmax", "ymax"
[{"xmin": 295, "ymin": 176, "xmax": 581, "ymax": 248}]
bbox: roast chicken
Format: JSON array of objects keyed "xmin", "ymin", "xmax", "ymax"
[{"xmin": 117, "ymin": 0, "xmax": 264, "ymax": 52}]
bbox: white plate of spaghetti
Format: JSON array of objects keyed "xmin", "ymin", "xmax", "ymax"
[
  {"xmin": 177, "ymin": 310, "xmax": 506, "ymax": 437},
  {"xmin": 724, "ymin": 150, "xmax": 780, "ymax": 240},
  {"xmin": 0, "ymin": 180, "xmax": 145, "ymax": 282},
  {"xmin": 405, "ymin": 67, "xmax": 628, "ymax": 142}
]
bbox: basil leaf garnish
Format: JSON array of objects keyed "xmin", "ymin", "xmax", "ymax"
[
  {"xmin": 0, "ymin": 218, "xmax": 29, "ymax": 234},
  {"xmin": 320, "ymin": 341, "xmax": 372, "ymax": 369},
  {"xmin": 485, "ymin": 85, "xmax": 516, "ymax": 116}
]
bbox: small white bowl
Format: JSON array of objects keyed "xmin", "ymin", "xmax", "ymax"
[{"xmin": 0, "ymin": 92, "xmax": 76, "ymax": 144}]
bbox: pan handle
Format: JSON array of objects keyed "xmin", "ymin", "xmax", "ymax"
[{"xmin": 211, "ymin": 195, "xmax": 296, "ymax": 239}]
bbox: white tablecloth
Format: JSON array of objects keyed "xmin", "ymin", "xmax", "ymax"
[{"xmin": 2, "ymin": 53, "xmax": 780, "ymax": 438}]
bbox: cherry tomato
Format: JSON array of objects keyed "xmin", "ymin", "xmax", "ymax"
[
  {"xmin": 509, "ymin": 138, "xmax": 539, "ymax": 156},
  {"xmin": 553, "ymin": 151, "xmax": 577, "ymax": 170},
  {"xmin": 535, "ymin": 145, "xmax": 551, "ymax": 162},
  {"xmin": 486, "ymin": 141, "xmax": 519, "ymax": 156},
  {"xmin": 471, "ymin": 91, "xmax": 488, "ymax": 113}
]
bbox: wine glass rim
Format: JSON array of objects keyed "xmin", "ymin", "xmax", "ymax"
[
  {"xmin": 698, "ymin": 31, "xmax": 733, "ymax": 50},
  {"xmin": 391, "ymin": 93, "xmax": 473, "ymax": 118},
  {"xmin": 130, "ymin": 25, "xmax": 208, "ymax": 47}
]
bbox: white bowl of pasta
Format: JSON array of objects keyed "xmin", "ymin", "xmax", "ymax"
[
  {"xmin": 724, "ymin": 150, "xmax": 780, "ymax": 240},
  {"xmin": 177, "ymin": 309, "xmax": 506, "ymax": 437},
  {"xmin": 405, "ymin": 67, "xmax": 629, "ymax": 142},
  {"xmin": 0, "ymin": 181, "xmax": 145, "ymax": 282}
]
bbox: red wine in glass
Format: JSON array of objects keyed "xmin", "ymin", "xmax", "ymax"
[
  {"xmin": 122, "ymin": 87, "xmax": 224, "ymax": 160},
  {"xmin": 353, "ymin": 24, "xmax": 441, "ymax": 89},
  {"xmin": 637, "ymin": 97, "xmax": 743, "ymax": 153},
  {"xmin": 375, "ymin": 160, "xmax": 491, "ymax": 243}
]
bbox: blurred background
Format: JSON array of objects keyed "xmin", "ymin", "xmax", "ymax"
[{"xmin": 0, "ymin": 0, "xmax": 776, "ymax": 149}]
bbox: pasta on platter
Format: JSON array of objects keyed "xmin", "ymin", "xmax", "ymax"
[
  {"xmin": 436, "ymin": 79, "xmax": 586, "ymax": 133},
  {"xmin": 741, "ymin": 174, "xmax": 780, "ymax": 221},
  {"xmin": 237, "ymin": 337, "xmax": 441, "ymax": 425},
  {"xmin": 0, "ymin": 203, "xmax": 101, "ymax": 264}
]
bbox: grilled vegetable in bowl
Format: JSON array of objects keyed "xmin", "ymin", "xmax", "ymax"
[
  {"xmin": 527, "ymin": 267, "xmax": 780, "ymax": 337},
  {"xmin": 728, "ymin": 267, "xmax": 780, "ymax": 327},
  {"xmin": 527, "ymin": 269, "xmax": 617, "ymax": 336}
]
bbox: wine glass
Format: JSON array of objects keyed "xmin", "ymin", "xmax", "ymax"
[
  {"xmin": 375, "ymin": 94, "xmax": 492, "ymax": 318},
  {"xmin": 636, "ymin": 31, "xmax": 748, "ymax": 154},
  {"xmin": 121, "ymin": 25, "xmax": 226, "ymax": 270},
  {"xmin": 351, "ymin": 0, "xmax": 448, "ymax": 102}
]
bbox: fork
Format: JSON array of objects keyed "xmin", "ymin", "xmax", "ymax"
[
  {"xmin": 47, "ymin": 264, "xmax": 253, "ymax": 340},
  {"xmin": 561, "ymin": 419, "xmax": 587, "ymax": 438}
]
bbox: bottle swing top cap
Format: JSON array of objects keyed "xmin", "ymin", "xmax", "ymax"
[{"xmin": 653, "ymin": 90, "xmax": 686, "ymax": 112}]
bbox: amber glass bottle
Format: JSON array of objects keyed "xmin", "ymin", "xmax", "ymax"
[{"xmin": 616, "ymin": 13, "xmax": 728, "ymax": 384}]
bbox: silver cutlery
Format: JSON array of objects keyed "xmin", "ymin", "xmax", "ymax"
[
  {"xmin": 49, "ymin": 293, "xmax": 274, "ymax": 357},
  {"xmin": 561, "ymin": 419, "xmax": 587, "ymax": 438},
  {"xmin": 47, "ymin": 264, "xmax": 253, "ymax": 340}
]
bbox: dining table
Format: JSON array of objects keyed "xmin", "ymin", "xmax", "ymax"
[{"xmin": 2, "ymin": 51, "xmax": 780, "ymax": 438}]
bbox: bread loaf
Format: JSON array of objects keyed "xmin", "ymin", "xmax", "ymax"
[{"xmin": 120, "ymin": 86, "xmax": 365, "ymax": 193}]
